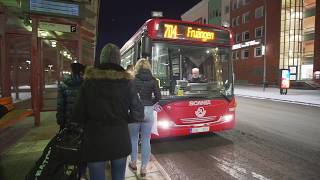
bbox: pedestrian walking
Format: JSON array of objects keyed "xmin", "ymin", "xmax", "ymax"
[
  {"xmin": 128, "ymin": 58, "xmax": 161, "ymax": 177},
  {"xmin": 72, "ymin": 43, "xmax": 144, "ymax": 180},
  {"xmin": 56, "ymin": 62, "xmax": 85, "ymax": 129},
  {"xmin": 56, "ymin": 62, "xmax": 87, "ymax": 179}
]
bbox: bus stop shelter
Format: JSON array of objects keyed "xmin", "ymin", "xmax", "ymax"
[{"xmin": 0, "ymin": 0, "xmax": 98, "ymax": 126}]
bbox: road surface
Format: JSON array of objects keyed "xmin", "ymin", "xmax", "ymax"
[{"xmin": 152, "ymin": 97, "xmax": 320, "ymax": 180}]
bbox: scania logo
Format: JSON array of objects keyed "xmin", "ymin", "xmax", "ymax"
[
  {"xmin": 195, "ymin": 107, "xmax": 206, "ymax": 118},
  {"xmin": 189, "ymin": 100, "xmax": 211, "ymax": 106}
]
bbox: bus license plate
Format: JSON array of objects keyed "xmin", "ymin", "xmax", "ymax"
[{"xmin": 191, "ymin": 127, "xmax": 210, "ymax": 133}]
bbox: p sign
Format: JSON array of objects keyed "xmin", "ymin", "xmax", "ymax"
[{"xmin": 71, "ymin": 25, "xmax": 77, "ymax": 32}]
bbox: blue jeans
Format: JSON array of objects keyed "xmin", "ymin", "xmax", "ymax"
[
  {"xmin": 88, "ymin": 157, "xmax": 127, "ymax": 180},
  {"xmin": 128, "ymin": 106, "xmax": 154, "ymax": 166}
]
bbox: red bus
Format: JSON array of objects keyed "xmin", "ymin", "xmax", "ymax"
[{"xmin": 121, "ymin": 19, "xmax": 236, "ymax": 139}]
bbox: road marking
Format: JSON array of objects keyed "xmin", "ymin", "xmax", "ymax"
[
  {"xmin": 252, "ymin": 172, "xmax": 271, "ymax": 180},
  {"xmin": 210, "ymin": 155, "xmax": 271, "ymax": 180}
]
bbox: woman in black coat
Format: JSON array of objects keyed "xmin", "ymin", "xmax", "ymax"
[
  {"xmin": 56, "ymin": 63, "xmax": 85, "ymax": 129},
  {"xmin": 73, "ymin": 43, "xmax": 144, "ymax": 180},
  {"xmin": 128, "ymin": 58, "xmax": 161, "ymax": 177}
]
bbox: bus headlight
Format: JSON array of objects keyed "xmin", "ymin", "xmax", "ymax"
[
  {"xmin": 221, "ymin": 114, "xmax": 234, "ymax": 122},
  {"xmin": 158, "ymin": 119, "xmax": 175, "ymax": 129}
]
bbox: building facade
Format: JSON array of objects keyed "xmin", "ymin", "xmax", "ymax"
[
  {"xmin": 230, "ymin": 0, "xmax": 281, "ymax": 85},
  {"xmin": 182, "ymin": 0, "xmax": 320, "ymax": 85},
  {"xmin": 280, "ymin": 0, "xmax": 317, "ymax": 81},
  {"xmin": 208, "ymin": 0, "xmax": 230, "ymax": 27},
  {"xmin": 181, "ymin": 0, "xmax": 209, "ymax": 24}
]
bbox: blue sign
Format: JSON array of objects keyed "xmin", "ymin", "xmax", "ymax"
[{"xmin": 30, "ymin": 0, "xmax": 80, "ymax": 17}]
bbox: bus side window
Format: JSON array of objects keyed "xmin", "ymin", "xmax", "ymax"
[
  {"xmin": 134, "ymin": 43, "xmax": 139, "ymax": 64},
  {"xmin": 138, "ymin": 41, "xmax": 142, "ymax": 59}
]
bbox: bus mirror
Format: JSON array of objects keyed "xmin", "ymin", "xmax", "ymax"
[{"xmin": 141, "ymin": 35, "xmax": 152, "ymax": 57}]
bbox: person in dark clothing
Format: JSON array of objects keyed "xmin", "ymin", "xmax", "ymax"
[
  {"xmin": 128, "ymin": 58, "xmax": 161, "ymax": 177},
  {"xmin": 56, "ymin": 62, "xmax": 85, "ymax": 129},
  {"xmin": 72, "ymin": 43, "xmax": 144, "ymax": 180}
]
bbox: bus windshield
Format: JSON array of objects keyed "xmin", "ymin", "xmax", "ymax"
[{"xmin": 151, "ymin": 43, "xmax": 233, "ymax": 100}]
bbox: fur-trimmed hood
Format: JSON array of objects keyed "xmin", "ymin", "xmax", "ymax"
[{"xmin": 84, "ymin": 64, "xmax": 133, "ymax": 80}]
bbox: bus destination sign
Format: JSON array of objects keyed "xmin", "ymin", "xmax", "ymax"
[
  {"xmin": 157, "ymin": 22, "xmax": 229, "ymax": 44},
  {"xmin": 163, "ymin": 24, "xmax": 215, "ymax": 42}
]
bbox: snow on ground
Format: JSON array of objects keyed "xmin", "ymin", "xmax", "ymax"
[{"xmin": 235, "ymin": 85, "xmax": 320, "ymax": 107}]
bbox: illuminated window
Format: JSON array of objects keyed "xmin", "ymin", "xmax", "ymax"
[
  {"xmin": 242, "ymin": 31, "xmax": 250, "ymax": 41},
  {"xmin": 242, "ymin": 12, "xmax": 250, "ymax": 24},
  {"xmin": 254, "ymin": 47, "xmax": 262, "ymax": 57},
  {"xmin": 255, "ymin": 6, "xmax": 264, "ymax": 19},
  {"xmin": 233, "ymin": 51, "xmax": 240, "ymax": 60},
  {"xmin": 232, "ymin": 18, "xmax": 236, "ymax": 27},
  {"xmin": 236, "ymin": 33, "xmax": 241, "ymax": 42},
  {"xmin": 232, "ymin": 0, "xmax": 237, "ymax": 10},
  {"xmin": 280, "ymin": 0, "xmax": 303, "ymax": 80},
  {"xmin": 236, "ymin": 16, "xmax": 240, "ymax": 26},
  {"xmin": 231, "ymin": 16, "xmax": 241, "ymax": 26},
  {"xmin": 236, "ymin": 0, "xmax": 241, "ymax": 8},
  {"xmin": 242, "ymin": 49, "xmax": 249, "ymax": 59},
  {"xmin": 255, "ymin": 26, "xmax": 264, "ymax": 38},
  {"xmin": 121, "ymin": 48, "xmax": 134, "ymax": 68}
]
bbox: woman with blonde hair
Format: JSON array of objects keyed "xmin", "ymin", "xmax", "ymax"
[{"xmin": 128, "ymin": 58, "xmax": 161, "ymax": 177}]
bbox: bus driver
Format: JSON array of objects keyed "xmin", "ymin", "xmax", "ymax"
[{"xmin": 188, "ymin": 67, "xmax": 206, "ymax": 83}]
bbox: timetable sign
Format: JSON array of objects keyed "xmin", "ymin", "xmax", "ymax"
[
  {"xmin": 39, "ymin": 22, "xmax": 77, "ymax": 33},
  {"xmin": 30, "ymin": 0, "xmax": 80, "ymax": 17}
]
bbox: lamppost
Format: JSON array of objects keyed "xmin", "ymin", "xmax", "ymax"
[{"xmin": 263, "ymin": 0, "xmax": 267, "ymax": 91}]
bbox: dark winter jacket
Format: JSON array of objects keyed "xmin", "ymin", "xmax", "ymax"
[
  {"xmin": 72, "ymin": 63, "xmax": 144, "ymax": 162},
  {"xmin": 134, "ymin": 69, "xmax": 161, "ymax": 106},
  {"xmin": 56, "ymin": 75, "xmax": 83, "ymax": 128}
]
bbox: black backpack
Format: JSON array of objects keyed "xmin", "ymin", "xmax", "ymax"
[
  {"xmin": 25, "ymin": 135, "xmax": 82, "ymax": 180},
  {"xmin": 0, "ymin": 104, "xmax": 8, "ymax": 119}
]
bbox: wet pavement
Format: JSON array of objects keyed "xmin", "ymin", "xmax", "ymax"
[
  {"xmin": 152, "ymin": 97, "xmax": 320, "ymax": 180},
  {"xmin": 0, "ymin": 112, "xmax": 170, "ymax": 180}
]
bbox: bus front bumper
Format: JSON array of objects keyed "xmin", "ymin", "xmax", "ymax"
[{"xmin": 151, "ymin": 116, "xmax": 236, "ymax": 139}]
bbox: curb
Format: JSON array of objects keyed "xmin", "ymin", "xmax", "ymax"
[
  {"xmin": 236, "ymin": 94, "xmax": 320, "ymax": 108},
  {"xmin": 151, "ymin": 154, "xmax": 172, "ymax": 180}
]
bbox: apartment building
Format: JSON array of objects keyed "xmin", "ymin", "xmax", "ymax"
[{"xmin": 182, "ymin": 0, "xmax": 320, "ymax": 85}]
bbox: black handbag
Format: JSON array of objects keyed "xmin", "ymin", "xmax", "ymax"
[{"xmin": 55, "ymin": 123, "xmax": 84, "ymax": 164}]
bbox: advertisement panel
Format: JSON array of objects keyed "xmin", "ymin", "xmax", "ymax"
[{"xmin": 280, "ymin": 69, "xmax": 290, "ymax": 89}]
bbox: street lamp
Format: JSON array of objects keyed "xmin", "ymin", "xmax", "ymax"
[{"xmin": 263, "ymin": 0, "xmax": 267, "ymax": 91}]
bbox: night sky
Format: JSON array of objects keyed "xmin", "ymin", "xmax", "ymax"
[{"xmin": 96, "ymin": 0, "xmax": 202, "ymax": 57}]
